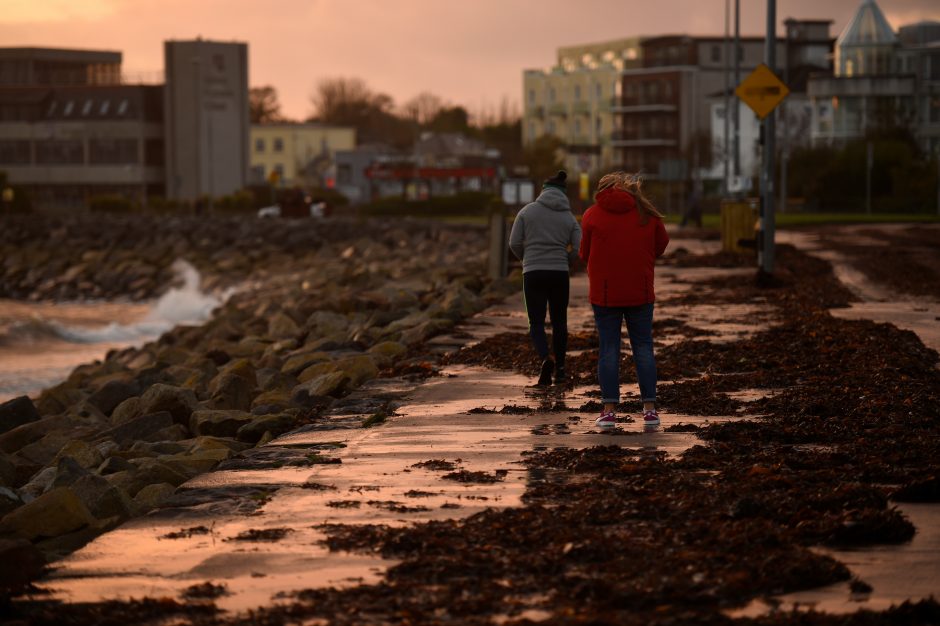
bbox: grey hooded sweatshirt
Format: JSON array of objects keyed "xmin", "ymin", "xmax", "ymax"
[{"xmin": 508, "ymin": 186, "xmax": 582, "ymax": 273}]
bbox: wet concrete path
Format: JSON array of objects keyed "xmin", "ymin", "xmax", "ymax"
[{"xmin": 26, "ymin": 229, "xmax": 940, "ymax": 617}]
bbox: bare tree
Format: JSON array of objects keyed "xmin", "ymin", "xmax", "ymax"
[
  {"xmin": 249, "ymin": 86, "xmax": 284, "ymax": 124},
  {"xmin": 402, "ymin": 92, "xmax": 444, "ymax": 125},
  {"xmin": 309, "ymin": 77, "xmax": 393, "ymax": 124}
]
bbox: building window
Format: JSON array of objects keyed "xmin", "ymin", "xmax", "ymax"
[
  {"xmin": 81, "ymin": 99, "xmax": 93, "ymax": 116},
  {"xmin": 117, "ymin": 99, "xmax": 129, "ymax": 116},
  {"xmin": 255, "ymin": 138, "xmax": 265, "ymax": 152},
  {"xmin": 63, "ymin": 100, "xmax": 74, "ymax": 116},
  {"xmin": 711, "ymin": 45, "xmax": 721, "ymax": 63},
  {"xmin": 574, "ymin": 118, "xmax": 582, "ymax": 134},
  {"xmin": 595, "ymin": 82, "xmax": 602, "ymax": 99},
  {"xmin": 0, "ymin": 140, "xmax": 30, "ymax": 164},
  {"xmin": 89, "ymin": 138, "xmax": 139, "ymax": 164},
  {"xmin": 549, "ymin": 87, "xmax": 556, "ymax": 103},
  {"xmin": 547, "ymin": 120, "xmax": 555, "ymax": 134},
  {"xmin": 145, "ymin": 138, "xmax": 164, "ymax": 166},
  {"xmin": 35, "ymin": 139, "xmax": 83, "ymax": 165},
  {"xmin": 337, "ymin": 163, "xmax": 352, "ymax": 184},
  {"xmin": 274, "ymin": 163, "xmax": 284, "ymax": 177},
  {"xmin": 99, "ymin": 100, "xmax": 110, "ymax": 115},
  {"xmin": 528, "ymin": 121, "xmax": 535, "ymax": 137},
  {"xmin": 528, "ymin": 88, "xmax": 536, "ymax": 103},
  {"xmin": 273, "ymin": 137, "xmax": 284, "ymax": 152},
  {"xmin": 574, "ymin": 85, "xmax": 581, "ymax": 101},
  {"xmin": 664, "ymin": 80, "xmax": 673, "ymax": 100}
]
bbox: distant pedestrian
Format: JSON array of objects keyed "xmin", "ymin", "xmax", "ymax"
[
  {"xmin": 579, "ymin": 172, "xmax": 669, "ymax": 428},
  {"xmin": 680, "ymin": 180, "xmax": 703, "ymax": 228},
  {"xmin": 509, "ymin": 170, "xmax": 582, "ymax": 386}
]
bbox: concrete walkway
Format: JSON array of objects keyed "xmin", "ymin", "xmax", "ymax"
[{"xmin": 24, "ymin": 230, "xmax": 940, "ymax": 617}]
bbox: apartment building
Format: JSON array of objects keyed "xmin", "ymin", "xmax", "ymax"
[{"xmin": 522, "ymin": 37, "xmax": 642, "ymax": 173}]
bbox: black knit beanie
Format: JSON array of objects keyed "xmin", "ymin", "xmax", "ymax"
[{"xmin": 543, "ymin": 170, "xmax": 568, "ymax": 191}]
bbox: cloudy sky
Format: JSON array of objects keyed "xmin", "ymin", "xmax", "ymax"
[{"xmin": 1, "ymin": 0, "xmax": 937, "ymax": 120}]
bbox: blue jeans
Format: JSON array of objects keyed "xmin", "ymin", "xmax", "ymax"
[{"xmin": 592, "ymin": 303, "xmax": 657, "ymax": 404}]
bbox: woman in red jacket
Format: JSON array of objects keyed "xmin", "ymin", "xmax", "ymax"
[{"xmin": 579, "ymin": 172, "xmax": 669, "ymax": 429}]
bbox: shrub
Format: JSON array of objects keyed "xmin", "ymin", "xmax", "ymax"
[
  {"xmin": 361, "ymin": 191, "xmax": 496, "ymax": 217},
  {"xmin": 88, "ymin": 194, "xmax": 136, "ymax": 213}
]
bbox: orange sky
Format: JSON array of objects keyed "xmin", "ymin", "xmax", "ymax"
[{"xmin": 1, "ymin": 0, "xmax": 937, "ymax": 121}]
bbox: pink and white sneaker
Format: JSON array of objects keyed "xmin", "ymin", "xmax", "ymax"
[
  {"xmin": 643, "ymin": 410, "xmax": 660, "ymax": 427},
  {"xmin": 595, "ymin": 411, "xmax": 616, "ymax": 429}
]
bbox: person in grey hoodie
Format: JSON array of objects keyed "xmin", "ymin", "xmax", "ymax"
[{"xmin": 509, "ymin": 170, "xmax": 582, "ymax": 385}]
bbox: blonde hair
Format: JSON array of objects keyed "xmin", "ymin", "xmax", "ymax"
[{"xmin": 595, "ymin": 171, "xmax": 664, "ymax": 224}]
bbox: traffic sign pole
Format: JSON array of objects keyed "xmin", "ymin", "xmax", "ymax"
[{"xmin": 761, "ymin": 0, "xmax": 777, "ymax": 276}]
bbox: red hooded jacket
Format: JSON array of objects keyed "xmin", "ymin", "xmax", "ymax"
[{"xmin": 578, "ymin": 188, "xmax": 669, "ymax": 307}]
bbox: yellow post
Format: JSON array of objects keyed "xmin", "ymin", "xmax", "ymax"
[{"xmin": 720, "ymin": 199, "xmax": 758, "ymax": 252}]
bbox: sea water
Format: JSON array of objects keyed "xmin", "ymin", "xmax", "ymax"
[{"xmin": 0, "ymin": 260, "xmax": 224, "ymax": 402}]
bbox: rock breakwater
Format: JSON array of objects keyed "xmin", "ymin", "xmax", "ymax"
[{"xmin": 0, "ymin": 215, "xmax": 520, "ymax": 587}]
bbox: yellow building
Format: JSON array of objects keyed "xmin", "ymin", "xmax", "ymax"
[
  {"xmin": 249, "ymin": 123, "xmax": 355, "ymax": 187},
  {"xmin": 523, "ymin": 37, "xmax": 642, "ymax": 174}
]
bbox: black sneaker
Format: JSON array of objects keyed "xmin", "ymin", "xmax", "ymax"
[
  {"xmin": 554, "ymin": 366, "xmax": 567, "ymax": 385},
  {"xmin": 537, "ymin": 358, "xmax": 555, "ymax": 386}
]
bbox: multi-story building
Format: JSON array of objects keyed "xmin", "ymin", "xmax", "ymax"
[
  {"xmin": 249, "ymin": 122, "xmax": 355, "ymax": 188},
  {"xmin": 807, "ymin": 0, "xmax": 940, "ymax": 154},
  {"xmin": 0, "ymin": 41, "xmax": 249, "ymax": 210},
  {"xmin": 524, "ymin": 23, "xmax": 833, "ymax": 188},
  {"xmin": 522, "ymin": 38, "xmax": 642, "ymax": 174}
]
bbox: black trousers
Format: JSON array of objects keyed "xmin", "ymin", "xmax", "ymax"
[{"xmin": 522, "ymin": 270, "xmax": 569, "ymax": 366}]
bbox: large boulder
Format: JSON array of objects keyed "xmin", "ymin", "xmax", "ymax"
[
  {"xmin": 133, "ymin": 483, "xmax": 176, "ymax": 511},
  {"xmin": 137, "ymin": 384, "xmax": 198, "ymax": 426},
  {"xmin": 189, "ymin": 410, "xmax": 255, "ymax": 438},
  {"xmin": 86, "ymin": 379, "xmax": 141, "ymax": 417},
  {"xmin": 109, "ymin": 396, "xmax": 142, "ymax": 425},
  {"xmin": 53, "ymin": 440, "xmax": 104, "ymax": 470},
  {"xmin": 368, "ymin": 341, "xmax": 407, "ymax": 368},
  {"xmin": 207, "ymin": 359, "xmax": 257, "ymax": 411},
  {"xmin": 0, "ymin": 538, "xmax": 46, "ymax": 590},
  {"xmin": 50, "ymin": 456, "xmax": 91, "ymax": 489},
  {"xmin": 97, "ymin": 411, "xmax": 174, "ymax": 446},
  {"xmin": 0, "ymin": 487, "xmax": 94, "ymax": 541},
  {"xmin": 158, "ymin": 448, "xmax": 231, "ymax": 477},
  {"xmin": 236, "ymin": 413, "xmax": 295, "ymax": 444},
  {"xmin": 69, "ymin": 474, "xmax": 135, "ymax": 520},
  {"xmin": 280, "ymin": 351, "xmax": 330, "ymax": 377},
  {"xmin": 291, "ymin": 372, "xmax": 349, "ymax": 406},
  {"xmin": 0, "ymin": 396, "xmax": 41, "ymax": 435},
  {"xmin": 0, "ymin": 414, "xmax": 74, "ymax": 454},
  {"xmin": 0, "ymin": 454, "xmax": 16, "ymax": 489},
  {"xmin": 268, "ymin": 312, "xmax": 301, "ymax": 340}
]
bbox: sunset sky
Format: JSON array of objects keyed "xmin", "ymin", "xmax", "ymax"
[{"xmin": 1, "ymin": 0, "xmax": 937, "ymax": 121}]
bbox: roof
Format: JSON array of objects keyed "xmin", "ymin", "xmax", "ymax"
[
  {"xmin": 837, "ymin": 0, "xmax": 897, "ymax": 48},
  {"xmin": 0, "ymin": 47, "xmax": 121, "ymax": 63}
]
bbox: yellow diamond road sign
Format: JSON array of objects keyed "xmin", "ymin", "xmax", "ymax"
[{"xmin": 735, "ymin": 63, "xmax": 790, "ymax": 120}]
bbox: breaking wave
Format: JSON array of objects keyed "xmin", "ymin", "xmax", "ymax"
[{"xmin": 0, "ymin": 260, "xmax": 223, "ymax": 347}]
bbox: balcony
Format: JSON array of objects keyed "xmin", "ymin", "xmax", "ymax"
[
  {"xmin": 548, "ymin": 103, "xmax": 568, "ymax": 116},
  {"xmin": 610, "ymin": 130, "xmax": 677, "ymax": 147},
  {"xmin": 525, "ymin": 105, "xmax": 544, "ymax": 119},
  {"xmin": 610, "ymin": 98, "xmax": 678, "ymax": 113},
  {"xmin": 572, "ymin": 101, "xmax": 591, "ymax": 115}
]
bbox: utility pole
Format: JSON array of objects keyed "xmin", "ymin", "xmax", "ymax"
[
  {"xmin": 760, "ymin": 0, "xmax": 777, "ymax": 276},
  {"xmin": 866, "ymin": 141, "xmax": 873, "ymax": 214},
  {"xmin": 723, "ymin": 0, "xmax": 731, "ymax": 196},
  {"xmin": 779, "ymin": 24, "xmax": 789, "ymax": 214},
  {"xmin": 733, "ymin": 0, "xmax": 741, "ymax": 183}
]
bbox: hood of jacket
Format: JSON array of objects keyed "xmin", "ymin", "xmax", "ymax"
[
  {"xmin": 596, "ymin": 188, "xmax": 637, "ymax": 215},
  {"xmin": 535, "ymin": 186, "xmax": 571, "ymax": 212}
]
